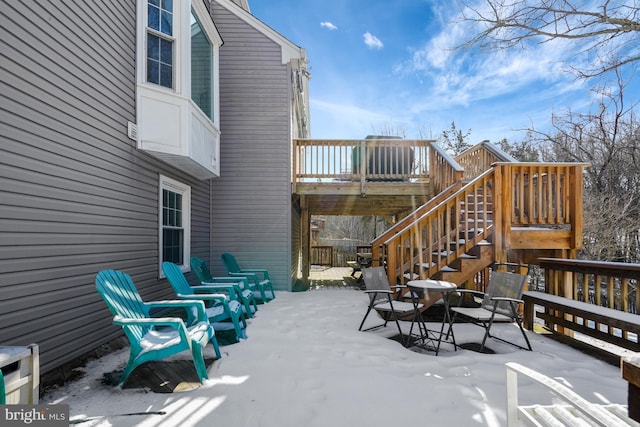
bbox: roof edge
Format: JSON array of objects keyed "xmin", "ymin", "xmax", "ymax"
[{"xmin": 214, "ymin": 0, "xmax": 306, "ymax": 64}]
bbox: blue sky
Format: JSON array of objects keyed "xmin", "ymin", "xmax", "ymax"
[{"xmin": 249, "ymin": 0, "xmax": 638, "ymax": 144}]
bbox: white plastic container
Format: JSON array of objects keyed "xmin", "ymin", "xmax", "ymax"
[{"xmin": 0, "ymin": 344, "xmax": 39, "ymax": 404}]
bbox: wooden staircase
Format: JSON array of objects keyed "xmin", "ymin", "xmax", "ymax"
[
  {"xmin": 428, "ymin": 185, "xmax": 494, "ymax": 285},
  {"xmin": 436, "ymin": 241, "xmax": 494, "ymax": 285},
  {"xmin": 371, "ymin": 144, "xmax": 589, "ymax": 290},
  {"xmin": 373, "ymin": 168, "xmax": 498, "ymax": 288},
  {"xmin": 292, "ymin": 138, "xmax": 587, "ymax": 286}
]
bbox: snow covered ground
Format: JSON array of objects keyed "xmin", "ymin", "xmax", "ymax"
[{"xmin": 42, "ymin": 288, "xmax": 631, "ymax": 426}]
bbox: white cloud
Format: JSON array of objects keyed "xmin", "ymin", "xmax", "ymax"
[
  {"xmin": 422, "ymin": 26, "xmax": 464, "ymax": 70},
  {"xmin": 363, "ymin": 32, "xmax": 383, "ymax": 49},
  {"xmin": 392, "ymin": 2, "xmax": 585, "ymax": 113},
  {"xmin": 320, "ymin": 21, "xmax": 337, "ymax": 30},
  {"xmin": 310, "ymin": 1, "xmax": 610, "ymax": 143}
]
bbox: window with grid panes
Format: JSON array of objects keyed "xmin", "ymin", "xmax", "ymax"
[
  {"xmin": 159, "ymin": 175, "xmax": 190, "ymax": 273},
  {"xmin": 146, "ymin": 0, "xmax": 174, "ymax": 88},
  {"xmin": 136, "ymin": 0, "xmax": 222, "ymax": 179}
]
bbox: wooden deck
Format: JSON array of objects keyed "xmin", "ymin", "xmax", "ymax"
[
  {"xmin": 308, "ymin": 266, "xmax": 363, "ymax": 289},
  {"xmin": 296, "ymin": 188, "xmax": 432, "ymax": 216},
  {"xmin": 293, "ymin": 138, "xmax": 439, "ymax": 217}
]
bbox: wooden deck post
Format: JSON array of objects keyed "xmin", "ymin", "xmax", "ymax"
[
  {"xmin": 570, "ymin": 166, "xmax": 584, "ymax": 249},
  {"xmin": 622, "ymin": 356, "xmax": 640, "ymax": 422},
  {"xmin": 359, "ymin": 139, "xmax": 366, "ymax": 196},
  {"xmin": 493, "ymin": 163, "xmax": 507, "ymax": 264},
  {"xmin": 300, "ymin": 195, "xmax": 310, "ymax": 280}
]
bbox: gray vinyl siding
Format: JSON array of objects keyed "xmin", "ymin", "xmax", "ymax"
[
  {"xmin": 210, "ymin": 4, "xmax": 293, "ymax": 290},
  {"xmin": 0, "ymin": 1, "xmax": 212, "ymax": 374},
  {"xmin": 189, "ymin": 179, "xmax": 213, "ymax": 283}
]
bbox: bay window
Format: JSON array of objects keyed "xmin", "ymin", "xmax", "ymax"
[{"xmin": 136, "ymin": 0, "xmax": 222, "ymax": 180}]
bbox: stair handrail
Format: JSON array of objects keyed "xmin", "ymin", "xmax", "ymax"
[
  {"xmin": 430, "ymin": 142, "xmax": 464, "ymax": 195},
  {"xmin": 455, "ymin": 140, "xmax": 517, "ymax": 181},
  {"xmin": 377, "ymin": 142, "xmax": 516, "ymax": 282},
  {"xmin": 383, "ymin": 169, "xmax": 495, "ymax": 240},
  {"xmin": 370, "ymin": 182, "xmax": 463, "ymax": 265},
  {"xmin": 383, "ymin": 167, "xmax": 496, "ymax": 283},
  {"xmin": 370, "ymin": 141, "xmax": 465, "ymax": 267}
]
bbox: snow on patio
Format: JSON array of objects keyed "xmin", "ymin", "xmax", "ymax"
[{"xmin": 42, "ymin": 288, "xmax": 630, "ymax": 426}]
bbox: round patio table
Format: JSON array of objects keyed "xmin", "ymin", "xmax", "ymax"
[{"xmin": 406, "ymin": 279, "xmax": 458, "ymax": 355}]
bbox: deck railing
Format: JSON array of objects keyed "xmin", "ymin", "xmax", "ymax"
[
  {"xmin": 370, "ymin": 141, "xmax": 508, "ymax": 266},
  {"xmin": 539, "ymin": 258, "xmax": 640, "ymax": 314},
  {"xmin": 455, "ymin": 140, "xmax": 516, "ymax": 181},
  {"xmin": 382, "ymin": 168, "xmax": 496, "ymax": 283},
  {"xmin": 494, "ymin": 162, "xmax": 587, "ymax": 254},
  {"xmin": 370, "ymin": 182, "xmax": 463, "ymax": 266},
  {"xmin": 292, "ymin": 139, "xmax": 434, "ymax": 192},
  {"xmin": 380, "ymin": 163, "xmax": 587, "ymax": 283},
  {"xmin": 429, "ymin": 143, "xmax": 464, "ymax": 194}
]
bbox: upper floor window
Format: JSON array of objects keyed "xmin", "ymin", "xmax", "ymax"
[
  {"xmin": 136, "ymin": 0, "xmax": 222, "ymax": 180},
  {"xmin": 190, "ymin": 11, "xmax": 214, "ymax": 120},
  {"xmin": 146, "ymin": 0, "xmax": 174, "ymax": 88},
  {"xmin": 141, "ymin": 0, "xmax": 219, "ymax": 118}
]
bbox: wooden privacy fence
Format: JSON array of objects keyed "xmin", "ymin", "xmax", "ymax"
[
  {"xmin": 311, "ymin": 244, "xmax": 374, "ymax": 267},
  {"xmin": 311, "ymin": 246, "xmax": 333, "ymax": 266}
]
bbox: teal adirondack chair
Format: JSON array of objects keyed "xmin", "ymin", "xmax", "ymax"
[
  {"xmin": 162, "ymin": 262, "xmax": 247, "ymax": 341},
  {"xmin": 95, "ymin": 270, "xmax": 220, "ymax": 387},
  {"xmin": 0, "ymin": 369, "xmax": 5, "ymax": 404},
  {"xmin": 191, "ymin": 256, "xmax": 258, "ymax": 317},
  {"xmin": 221, "ymin": 252, "xmax": 276, "ymax": 303}
]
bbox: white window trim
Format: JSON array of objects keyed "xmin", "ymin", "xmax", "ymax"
[
  {"xmin": 159, "ymin": 175, "xmax": 191, "ymax": 277},
  {"xmin": 137, "ymin": 0, "xmax": 222, "ymax": 119},
  {"xmin": 135, "ymin": 0, "xmax": 223, "ymax": 180},
  {"xmin": 138, "ymin": 0, "xmax": 182, "ymax": 93},
  {"xmin": 190, "ymin": 0, "xmax": 222, "ymax": 123}
]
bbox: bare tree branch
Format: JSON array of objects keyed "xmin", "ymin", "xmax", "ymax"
[
  {"xmin": 520, "ymin": 72, "xmax": 640, "ymax": 262},
  {"xmin": 457, "ymin": 0, "xmax": 640, "ymax": 78}
]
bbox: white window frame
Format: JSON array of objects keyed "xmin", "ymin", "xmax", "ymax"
[
  {"xmin": 137, "ymin": 0, "xmax": 221, "ymax": 119},
  {"xmin": 159, "ymin": 175, "xmax": 191, "ymax": 276},
  {"xmin": 145, "ymin": 0, "xmax": 176, "ymax": 89},
  {"xmin": 189, "ymin": 0, "xmax": 222, "ymax": 124},
  {"xmin": 136, "ymin": 0, "xmax": 222, "ymax": 179},
  {"xmin": 190, "ymin": 9, "xmax": 215, "ymax": 121}
]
